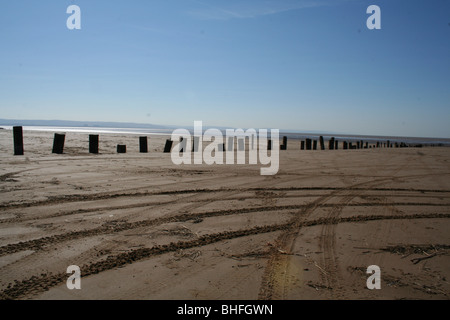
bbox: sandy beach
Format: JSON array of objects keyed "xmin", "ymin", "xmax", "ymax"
[{"xmin": 0, "ymin": 128, "xmax": 449, "ymax": 300}]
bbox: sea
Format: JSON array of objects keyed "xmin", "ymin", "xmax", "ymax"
[{"xmin": 1, "ymin": 125, "xmax": 449, "ymax": 147}]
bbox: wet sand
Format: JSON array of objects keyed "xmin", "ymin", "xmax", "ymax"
[{"xmin": 0, "ymin": 129, "xmax": 449, "ymax": 300}]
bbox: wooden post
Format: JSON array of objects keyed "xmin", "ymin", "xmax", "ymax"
[
  {"xmin": 179, "ymin": 137, "xmax": 185, "ymax": 153},
  {"xmin": 335, "ymin": 140, "xmax": 338, "ymax": 150},
  {"xmin": 13, "ymin": 126, "xmax": 24, "ymax": 155},
  {"xmin": 313, "ymin": 140, "xmax": 317, "ymax": 150},
  {"xmin": 139, "ymin": 136, "xmax": 148, "ymax": 153},
  {"xmin": 117, "ymin": 145, "xmax": 126, "ymax": 153},
  {"xmin": 163, "ymin": 139, "xmax": 173, "ymax": 153},
  {"xmin": 192, "ymin": 136, "xmax": 200, "ymax": 152},
  {"xmin": 300, "ymin": 141, "xmax": 305, "ymax": 150},
  {"xmin": 319, "ymin": 136, "xmax": 325, "ymax": 150},
  {"xmin": 267, "ymin": 139, "xmax": 272, "ymax": 150},
  {"xmin": 387, "ymin": 140, "xmax": 390, "ymax": 148},
  {"xmin": 343, "ymin": 141, "xmax": 348, "ymax": 150},
  {"xmin": 365, "ymin": 142, "xmax": 368, "ymax": 149},
  {"xmin": 306, "ymin": 138, "xmax": 312, "ymax": 150},
  {"xmin": 52, "ymin": 133, "xmax": 65, "ymax": 154},
  {"xmin": 89, "ymin": 135, "xmax": 99, "ymax": 154},
  {"xmin": 280, "ymin": 136, "xmax": 287, "ymax": 150},
  {"xmin": 329, "ymin": 137, "xmax": 335, "ymax": 150}
]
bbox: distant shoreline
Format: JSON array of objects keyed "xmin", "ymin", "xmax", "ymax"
[
  {"xmin": 1, "ymin": 124, "xmax": 449, "ymax": 146},
  {"xmin": 1, "ymin": 118, "xmax": 449, "ymax": 142}
]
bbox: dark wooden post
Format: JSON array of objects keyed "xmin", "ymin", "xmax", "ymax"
[
  {"xmin": 319, "ymin": 136, "xmax": 325, "ymax": 150},
  {"xmin": 192, "ymin": 136, "xmax": 200, "ymax": 152},
  {"xmin": 306, "ymin": 138, "xmax": 312, "ymax": 150},
  {"xmin": 179, "ymin": 137, "xmax": 184, "ymax": 153},
  {"xmin": 267, "ymin": 139, "xmax": 272, "ymax": 150},
  {"xmin": 89, "ymin": 135, "xmax": 99, "ymax": 154},
  {"xmin": 139, "ymin": 136, "xmax": 148, "ymax": 153},
  {"xmin": 280, "ymin": 136, "xmax": 287, "ymax": 150},
  {"xmin": 13, "ymin": 126, "xmax": 24, "ymax": 155},
  {"xmin": 343, "ymin": 141, "xmax": 348, "ymax": 150},
  {"xmin": 163, "ymin": 139, "xmax": 173, "ymax": 153},
  {"xmin": 117, "ymin": 145, "xmax": 126, "ymax": 153},
  {"xmin": 329, "ymin": 137, "xmax": 335, "ymax": 150},
  {"xmin": 300, "ymin": 141, "xmax": 305, "ymax": 150},
  {"xmin": 52, "ymin": 133, "xmax": 65, "ymax": 154},
  {"xmin": 313, "ymin": 140, "xmax": 317, "ymax": 150}
]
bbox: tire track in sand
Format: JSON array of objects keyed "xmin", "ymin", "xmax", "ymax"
[
  {"xmin": 2, "ymin": 212, "xmax": 449, "ymax": 300},
  {"xmin": 258, "ymin": 165, "xmax": 417, "ymax": 300}
]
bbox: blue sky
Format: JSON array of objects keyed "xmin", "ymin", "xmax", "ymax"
[{"xmin": 0, "ymin": 0, "xmax": 449, "ymax": 137}]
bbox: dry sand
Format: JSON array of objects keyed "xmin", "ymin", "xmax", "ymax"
[{"xmin": 0, "ymin": 128, "xmax": 449, "ymax": 300}]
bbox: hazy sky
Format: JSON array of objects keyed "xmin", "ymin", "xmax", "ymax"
[{"xmin": 0, "ymin": 0, "xmax": 449, "ymax": 137}]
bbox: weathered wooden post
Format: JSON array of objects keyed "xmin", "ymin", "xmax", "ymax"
[
  {"xmin": 89, "ymin": 134, "xmax": 99, "ymax": 154},
  {"xmin": 319, "ymin": 136, "xmax": 325, "ymax": 150},
  {"xmin": 267, "ymin": 139, "xmax": 272, "ymax": 150},
  {"xmin": 179, "ymin": 137, "xmax": 186, "ymax": 153},
  {"xmin": 163, "ymin": 139, "xmax": 173, "ymax": 153},
  {"xmin": 117, "ymin": 145, "xmax": 126, "ymax": 153},
  {"xmin": 306, "ymin": 138, "xmax": 312, "ymax": 150},
  {"xmin": 139, "ymin": 136, "xmax": 148, "ymax": 153},
  {"xmin": 52, "ymin": 133, "xmax": 65, "ymax": 154},
  {"xmin": 192, "ymin": 136, "xmax": 200, "ymax": 152},
  {"xmin": 329, "ymin": 137, "xmax": 335, "ymax": 150},
  {"xmin": 300, "ymin": 141, "xmax": 305, "ymax": 150},
  {"xmin": 13, "ymin": 126, "xmax": 24, "ymax": 155},
  {"xmin": 335, "ymin": 140, "xmax": 338, "ymax": 150},
  {"xmin": 313, "ymin": 140, "xmax": 317, "ymax": 150},
  {"xmin": 280, "ymin": 136, "xmax": 287, "ymax": 150},
  {"xmin": 343, "ymin": 141, "xmax": 348, "ymax": 150}
]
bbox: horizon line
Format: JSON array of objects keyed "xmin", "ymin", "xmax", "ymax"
[{"xmin": 1, "ymin": 118, "xmax": 450, "ymax": 141}]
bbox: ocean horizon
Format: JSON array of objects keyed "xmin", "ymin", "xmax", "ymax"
[{"xmin": 1, "ymin": 125, "xmax": 449, "ymax": 146}]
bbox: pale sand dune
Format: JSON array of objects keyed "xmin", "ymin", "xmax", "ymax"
[{"xmin": 0, "ymin": 129, "xmax": 449, "ymax": 300}]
